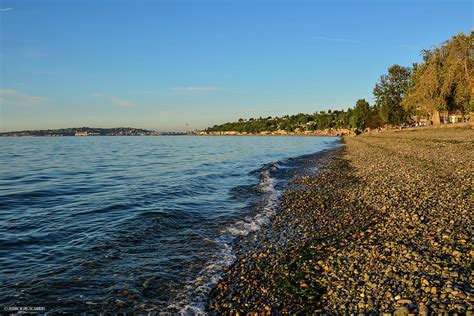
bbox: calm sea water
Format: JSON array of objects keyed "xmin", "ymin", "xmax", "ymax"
[{"xmin": 0, "ymin": 136, "xmax": 339, "ymax": 313}]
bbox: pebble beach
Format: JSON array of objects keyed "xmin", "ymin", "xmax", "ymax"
[{"xmin": 208, "ymin": 126, "xmax": 473, "ymax": 314}]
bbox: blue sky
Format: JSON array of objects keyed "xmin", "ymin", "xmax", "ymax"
[{"xmin": 0, "ymin": 0, "xmax": 472, "ymax": 132}]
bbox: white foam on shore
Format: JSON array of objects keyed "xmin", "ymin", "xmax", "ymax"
[
  {"xmin": 168, "ymin": 163, "xmax": 283, "ymax": 315},
  {"xmin": 222, "ymin": 167, "xmax": 280, "ymax": 237},
  {"xmin": 167, "ymin": 239, "xmax": 236, "ymax": 315}
]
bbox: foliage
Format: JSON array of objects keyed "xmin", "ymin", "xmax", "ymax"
[
  {"xmin": 403, "ymin": 31, "xmax": 473, "ymax": 121},
  {"xmin": 438, "ymin": 32, "xmax": 473, "ymax": 111},
  {"xmin": 206, "ymin": 111, "xmax": 353, "ymax": 133},
  {"xmin": 366, "ymin": 106, "xmax": 385, "ymax": 129},
  {"xmin": 207, "ymin": 99, "xmax": 384, "ymax": 134},
  {"xmin": 373, "ymin": 65, "xmax": 412, "ymax": 125},
  {"xmin": 349, "ymin": 99, "xmax": 371, "ymax": 130}
]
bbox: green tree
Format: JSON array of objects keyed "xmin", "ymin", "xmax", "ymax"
[
  {"xmin": 373, "ymin": 64, "xmax": 412, "ymax": 125},
  {"xmin": 350, "ymin": 99, "xmax": 371, "ymax": 130},
  {"xmin": 366, "ymin": 106, "xmax": 384, "ymax": 129}
]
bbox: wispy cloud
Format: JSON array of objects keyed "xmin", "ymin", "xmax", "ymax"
[
  {"xmin": 172, "ymin": 86, "xmax": 217, "ymax": 93},
  {"xmin": 312, "ymin": 36, "xmax": 360, "ymax": 44},
  {"xmin": 92, "ymin": 93, "xmax": 135, "ymax": 107},
  {"xmin": 0, "ymin": 89, "xmax": 45, "ymax": 106},
  {"xmin": 0, "ymin": 7, "xmax": 13, "ymax": 11}
]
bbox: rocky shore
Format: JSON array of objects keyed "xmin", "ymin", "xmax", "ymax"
[{"xmin": 208, "ymin": 126, "xmax": 473, "ymax": 314}]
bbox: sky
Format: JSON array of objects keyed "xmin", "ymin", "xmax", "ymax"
[{"xmin": 0, "ymin": 0, "xmax": 472, "ymax": 132}]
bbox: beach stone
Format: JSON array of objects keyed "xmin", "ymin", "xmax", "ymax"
[
  {"xmin": 367, "ymin": 298, "xmax": 374, "ymax": 310},
  {"xmin": 394, "ymin": 306, "xmax": 410, "ymax": 316},
  {"xmin": 397, "ymin": 299, "xmax": 412, "ymax": 305},
  {"xmin": 418, "ymin": 303, "xmax": 429, "ymax": 316}
]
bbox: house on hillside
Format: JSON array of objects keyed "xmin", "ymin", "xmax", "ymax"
[
  {"xmin": 412, "ymin": 110, "xmax": 470, "ymax": 126},
  {"xmin": 448, "ymin": 112, "xmax": 464, "ymax": 124},
  {"xmin": 439, "ymin": 111, "xmax": 467, "ymax": 124}
]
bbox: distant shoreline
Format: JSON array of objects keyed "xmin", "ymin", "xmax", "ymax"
[
  {"xmin": 0, "ymin": 127, "xmax": 162, "ymax": 137},
  {"xmin": 2, "ymin": 122, "xmax": 470, "ymax": 137},
  {"xmin": 0, "ymin": 134, "xmax": 340, "ymax": 137}
]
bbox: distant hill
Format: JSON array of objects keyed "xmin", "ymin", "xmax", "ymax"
[{"xmin": 0, "ymin": 127, "xmax": 161, "ymax": 137}]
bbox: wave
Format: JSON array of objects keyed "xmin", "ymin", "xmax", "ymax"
[
  {"xmin": 167, "ymin": 160, "xmax": 286, "ymax": 314},
  {"xmin": 223, "ymin": 160, "xmax": 282, "ymax": 238},
  {"xmin": 167, "ymin": 238, "xmax": 235, "ymax": 315},
  {"xmin": 167, "ymin": 147, "xmax": 344, "ymax": 314}
]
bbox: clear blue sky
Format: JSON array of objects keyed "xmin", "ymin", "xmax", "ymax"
[{"xmin": 0, "ymin": 0, "xmax": 472, "ymax": 132}]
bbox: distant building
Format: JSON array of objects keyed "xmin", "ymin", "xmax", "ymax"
[
  {"xmin": 74, "ymin": 131, "xmax": 99, "ymax": 136},
  {"xmin": 439, "ymin": 111, "xmax": 466, "ymax": 124},
  {"xmin": 449, "ymin": 112, "xmax": 464, "ymax": 124}
]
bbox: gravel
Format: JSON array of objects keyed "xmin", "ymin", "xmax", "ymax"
[{"xmin": 208, "ymin": 126, "xmax": 473, "ymax": 314}]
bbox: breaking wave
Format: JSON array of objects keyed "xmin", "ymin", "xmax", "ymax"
[{"xmin": 169, "ymin": 160, "xmax": 287, "ymax": 314}]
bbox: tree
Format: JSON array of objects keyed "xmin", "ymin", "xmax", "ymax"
[
  {"xmin": 373, "ymin": 64, "xmax": 412, "ymax": 125},
  {"xmin": 403, "ymin": 31, "xmax": 474, "ymax": 124},
  {"xmin": 438, "ymin": 31, "xmax": 473, "ymax": 113},
  {"xmin": 296, "ymin": 113, "xmax": 309, "ymax": 124},
  {"xmin": 350, "ymin": 99, "xmax": 371, "ymax": 130},
  {"xmin": 366, "ymin": 106, "xmax": 384, "ymax": 129},
  {"xmin": 403, "ymin": 53, "xmax": 443, "ymax": 124}
]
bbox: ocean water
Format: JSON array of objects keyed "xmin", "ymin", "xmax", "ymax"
[{"xmin": 0, "ymin": 136, "xmax": 340, "ymax": 313}]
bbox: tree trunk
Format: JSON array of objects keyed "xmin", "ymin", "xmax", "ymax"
[{"xmin": 432, "ymin": 109, "xmax": 441, "ymax": 125}]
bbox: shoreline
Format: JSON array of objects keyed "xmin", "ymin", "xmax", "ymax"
[
  {"xmin": 208, "ymin": 127, "xmax": 473, "ymax": 314},
  {"xmin": 2, "ymin": 122, "xmax": 471, "ymax": 137}
]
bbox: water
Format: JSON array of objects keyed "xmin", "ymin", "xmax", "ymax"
[{"xmin": 0, "ymin": 136, "xmax": 340, "ymax": 313}]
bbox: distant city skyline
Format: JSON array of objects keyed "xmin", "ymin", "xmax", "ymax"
[{"xmin": 1, "ymin": 0, "xmax": 472, "ymax": 132}]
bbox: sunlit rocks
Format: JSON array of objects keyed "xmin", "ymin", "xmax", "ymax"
[{"xmin": 208, "ymin": 127, "xmax": 474, "ymax": 314}]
